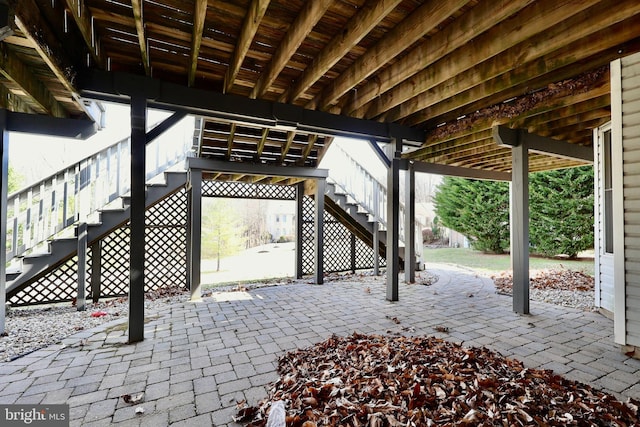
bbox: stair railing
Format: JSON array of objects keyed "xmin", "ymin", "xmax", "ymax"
[
  {"xmin": 322, "ymin": 142, "xmax": 407, "ymax": 234},
  {"xmin": 5, "ymin": 119, "xmax": 192, "ymax": 266}
]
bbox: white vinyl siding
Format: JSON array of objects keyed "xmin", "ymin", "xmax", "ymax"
[{"xmin": 613, "ymin": 52, "xmax": 640, "ymax": 346}]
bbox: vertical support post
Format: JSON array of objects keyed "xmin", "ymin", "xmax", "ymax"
[
  {"xmin": 314, "ymin": 178, "xmax": 325, "ymax": 284},
  {"xmin": 404, "ymin": 163, "xmax": 416, "ymax": 283},
  {"xmin": 350, "ymin": 234, "xmax": 356, "ymax": 273},
  {"xmin": 373, "ymin": 183, "xmax": 380, "ymax": 276},
  {"xmin": 295, "ymin": 181, "xmax": 304, "ymax": 279},
  {"xmin": 0, "ymin": 110, "xmax": 8, "ymax": 334},
  {"xmin": 91, "ymin": 240, "xmax": 102, "ymax": 303},
  {"xmin": 76, "ymin": 222, "xmax": 87, "ymax": 312},
  {"xmin": 189, "ymin": 168, "xmax": 202, "ymax": 301},
  {"xmin": 185, "ymin": 187, "xmax": 192, "ymax": 290},
  {"xmin": 386, "ymin": 141, "xmax": 401, "ymax": 301},
  {"xmin": 511, "ymin": 140, "xmax": 530, "ymax": 314},
  {"xmin": 129, "ymin": 95, "xmax": 147, "ymax": 343}
]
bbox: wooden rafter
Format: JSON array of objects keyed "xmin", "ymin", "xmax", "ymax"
[
  {"xmin": 0, "ymin": 43, "xmax": 68, "ymax": 117},
  {"xmin": 386, "ymin": 0, "xmax": 638, "ymax": 125},
  {"xmin": 224, "ymin": 0, "xmax": 270, "ymax": 93},
  {"xmin": 131, "ymin": 0, "xmax": 150, "ymax": 76},
  {"xmin": 343, "ymin": 0, "xmax": 532, "ymax": 115},
  {"xmin": 418, "ymin": 57, "xmax": 612, "ymax": 131},
  {"xmin": 188, "ymin": 0, "xmax": 208, "ymax": 87},
  {"xmin": 407, "ymin": 130, "xmax": 494, "ymax": 162},
  {"xmin": 310, "ymin": 0, "xmax": 470, "ymax": 111},
  {"xmin": 280, "ymin": 0, "xmax": 402, "ymax": 104},
  {"xmin": 299, "ymin": 134, "xmax": 318, "ymax": 164},
  {"xmin": 511, "ymin": 95, "xmax": 611, "ymax": 131},
  {"xmin": 256, "ymin": 127, "xmax": 269, "ymax": 157},
  {"xmin": 0, "ymin": 82, "xmax": 30, "ymax": 113},
  {"xmin": 250, "ymin": 0, "xmax": 331, "ymax": 99},
  {"xmin": 226, "ymin": 123, "xmax": 237, "ymax": 159},
  {"xmin": 364, "ymin": 0, "xmax": 601, "ymax": 121},
  {"xmin": 12, "ymin": 0, "xmax": 77, "ymax": 94},
  {"xmin": 279, "ymin": 131, "xmax": 296, "ymax": 163},
  {"xmin": 64, "ymin": 0, "xmax": 103, "ymax": 67},
  {"xmin": 419, "ymin": 73, "xmax": 610, "ymax": 147}
]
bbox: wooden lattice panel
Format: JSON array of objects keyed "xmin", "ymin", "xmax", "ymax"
[
  {"xmin": 9, "ymin": 258, "xmax": 81, "ymax": 306},
  {"xmin": 302, "ymin": 197, "xmax": 383, "ymax": 275},
  {"xmin": 202, "ymin": 180, "xmax": 296, "ymax": 200},
  {"xmin": 98, "ymin": 227, "xmax": 131, "ymax": 298},
  {"xmin": 9, "ymin": 186, "xmax": 382, "ymax": 306},
  {"xmin": 8, "ymin": 190, "xmax": 188, "ymax": 306}
]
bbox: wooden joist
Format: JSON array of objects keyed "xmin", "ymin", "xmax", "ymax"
[
  {"xmin": 131, "ymin": 0, "xmax": 150, "ymax": 75},
  {"xmin": 310, "ymin": 0, "xmax": 470, "ymax": 111},
  {"xmin": 342, "ymin": 0, "xmax": 533, "ymax": 116},
  {"xmin": 188, "ymin": 0, "xmax": 209, "ymax": 87},
  {"xmin": 224, "ymin": 0, "xmax": 270, "ymax": 93},
  {"xmin": 280, "ymin": 0, "xmax": 402, "ymax": 104},
  {"xmin": 364, "ymin": 0, "xmax": 601, "ymax": 121},
  {"xmin": 250, "ymin": 0, "xmax": 331, "ymax": 99}
]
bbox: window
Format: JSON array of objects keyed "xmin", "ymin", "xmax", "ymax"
[{"xmin": 603, "ymin": 128, "xmax": 613, "ymax": 254}]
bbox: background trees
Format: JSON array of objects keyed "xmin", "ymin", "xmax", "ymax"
[
  {"xmin": 529, "ymin": 166, "xmax": 594, "ymax": 258},
  {"xmin": 201, "ymin": 198, "xmax": 245, "ymax": 271},
  {"xmin": 434, "ymin": 177, "xmax": 510, "ymax": 253},
  {"xmin": 433, "ymin": 166, "xmax": 594, "ymax": 258}
]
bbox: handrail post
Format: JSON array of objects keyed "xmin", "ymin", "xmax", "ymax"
[
  {"xmin": 76, "ymin": 222, "xmax": 87, "ymax": 312},
  {"xmin": 1, "ymin": 113, "xmax": 9, "ymax": 334}
]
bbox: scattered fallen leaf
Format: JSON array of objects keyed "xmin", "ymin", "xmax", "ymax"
[
  {"xmin": 134, "ymin": 407, "xmax": 145, "ymax": 415},
  {"xmin": 433, "ymin": 325, "xmax": 449, "ymax": 333},
  {"xmin": 90, "ymin": 311, "xmax": 108, "ymax": 318},
  {"xmin": 385, "ymin": 316, "xmax": 401, "ymax": 324},
  {"xmin": 121, "ymin": 392, "xmax": 144, "ymax": 404}
]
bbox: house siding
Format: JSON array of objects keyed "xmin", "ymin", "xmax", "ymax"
[{"xmin": 619, "ymin": 53, "xmax": 640, "ymax": 346}]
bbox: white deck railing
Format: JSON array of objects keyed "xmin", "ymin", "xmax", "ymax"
[
  {"xmin": 322, "ymin": 141, "xmax": 423, "ymax": 251},
  {"xmin": 5, "ymin": 119, "xmax": 192, "ymax": 265}
]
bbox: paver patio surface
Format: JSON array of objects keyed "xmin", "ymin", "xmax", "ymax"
[{"xmin": 1, "ymin": 263, "xmax": 639, "ymax": 426}]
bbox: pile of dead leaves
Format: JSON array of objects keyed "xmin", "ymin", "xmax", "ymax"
[
  {"xmin": 236, "ymin": 333, "xmax": 637, "ymax": 426},
  {"xmin": 492, "ymin": 269, "xmax": 594, "ymax": 295}
]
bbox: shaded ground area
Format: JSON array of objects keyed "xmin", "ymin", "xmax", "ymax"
[{"xmin": 0, "ymin": 264, "xmax": 638, "ymax": 426}]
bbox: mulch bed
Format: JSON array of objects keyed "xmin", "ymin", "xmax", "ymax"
[
  {"xmin": 236, "ymin": 333, "xmax": 638, "ymax": 426},
  {"xmin": 492, "ymin": 269, "xmax": 594, "ymax": 295}
]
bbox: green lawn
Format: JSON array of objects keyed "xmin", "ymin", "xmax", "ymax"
[{"xmin": 423, "ymin": 247, "xmax": 594, "ymax": 276}]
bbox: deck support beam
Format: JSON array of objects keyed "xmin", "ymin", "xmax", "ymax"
[
  {"xmin": 314, "ymin": 178, "xmax": 325, "ymax": 284},
  {"xmin": 295, "ymin": 182, "xmax": 304, "ymax": 279},
  {"xmin": 494, "ymin": 126, "xmax": 530, "ymax": 314},
  {"xmin": 0, "ymin": 111, "xmax": 8, "ymax": 334},
  {"xmin": 373, "ymin": 186, "xmax": 380, "ymax": 276},
  {"xmin": 386, "ymin": 139, "xmax": 401, "ymax": 301},
  {"xmin": 511, "ymin": 140, "xmax": 530, "ymax": 314},
  {"xmin": 404, "ymin": 162, "xmax": 416, "ymax": 283},
  {"xmin": 128, "ymin": 95, "xmax": 147, "ymax": 343},
  {"xmin": 76, "ymin": 222, "xmax": 87, "ymax": 312},
  {"xmin": 187, "ymin": 168, "xmax": 203, "ymax": 302},
  {"xmin": 91, "ymin": 240, "xmax": 102, "ymax": 303}
]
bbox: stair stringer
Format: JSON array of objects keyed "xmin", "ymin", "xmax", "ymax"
[{"xmin": 6, "ymin": 171, "xmax": 188, "ymax": 300}]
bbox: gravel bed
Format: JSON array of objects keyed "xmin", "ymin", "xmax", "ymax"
[
  {"xmin": 530, "ymin": 288, "xmax": 595, "ymax": 311},
  {"xmin": 0, "ymin": 294, "xmax": 188, "ymax": 362}
]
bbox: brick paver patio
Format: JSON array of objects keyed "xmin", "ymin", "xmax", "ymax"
[{"xmin": 1, "ymin": 263, "xmax": 639, "ymax": 426}]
